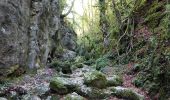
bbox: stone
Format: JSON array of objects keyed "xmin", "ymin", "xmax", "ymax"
[
  {"xmin": 0, "ymin": 97, "xmax": 7, "ymax": 100},
  {"xmin": 0, "ymin": 0, "xmax": 30, "ymax": 71},
  {"xmin": 100, "ymin": 66, "xmax": 115, "ymax": 76},
  {"xmin": 22, "ymin": 95, "xmax": 41, "ymax": 100},
  {"xmin": 0, "ymin": 0, "xmax": 77, "ymax": 78},
  {"xmin": 84, "ymin": 71, "xmax": 107, "ymax": 89},
  {"xmin": 76, "ymin": 85, "xmax": 111, "ymax": 99},
  {"xmin": 0, "ymin": 64, "xmax": 19, "ymax": 76},
  {"xmin": 50, "ymin": 77, "xmax": 69, "ymax": 94},
  {"xmin": 61, "ymin": 49, "xmax": 76, "ymax": 61},
  {"xmin": 60, "ymin": 26, "xmax": 77, "ymax": 51},
  {"xmin": 49, "ymin": 60, "xmax": 72, "ymax": 74},
  {"xmin": 110, "ymin": 86, "xmax": 144, "ymax": 100},
  {"xmin": 74, "ymin": 56, "xmax": 85, "ymax": 63},
  {"xmin": 106, "ymin": 75, "xmax": 123, "ymax": 86},
  {"xmin": 71, "ymin": 63, "xmax": 84, "ymax": 71},
  {"xmin": 62, "ymin": 92, "xmax": 85, "ymax": 100},
  {"xmin": 49, "ymin": 77, "xmax": 83, "ymax": 94}
]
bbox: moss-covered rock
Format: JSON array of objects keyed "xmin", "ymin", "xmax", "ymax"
[
  {"xmin": 71, "ymin": 63, "xmax": 84, "ymax": 71},
  {"xmin": 110, "ymin": 86, "xmax": 144, "ymax": 100},
  {"xmin": 62, "ymin": 92, "xmax": 85, "ymax": 100},
  {"xmin": 76, "ymin": 85, "xmax": 111, "ymax": 99},
  {"xmin": 84, "ymin": 71, "xmax": 107, "ymax": 89},
  {"xmin": 49, "ymin": 95, "xmax": 61, "ymax": 100},
  {"xmin": 49, "ymin": 77, "xmax": 83, "ymax": 95},
  {"xmin": 49, "ymin": 60, "xmax": 72, "ymax": 74},
  {"xmin": 0, "ymin": 64, "xmax": 19, "ymax": 77},
  {"xmin": 83, "ymin": 59, "xmax": 95, "ymax": 66},
  {"xmin": 50, "ymin": 77, "xmax": 75, "ymax": 94},
  {"xmin": 106, "ymin": 75, "xmax": 123, "ymax": 86},
  {"xmin": 50, "ymin": 77, "xmax": 69, "ymax": 94},
  {"xmin": 74, "ymin": 56, "xmax": 85, "ymax": 63},
  {"xmin": 22, "ymin": 95, "xmax": 41, "ymax": 100}
]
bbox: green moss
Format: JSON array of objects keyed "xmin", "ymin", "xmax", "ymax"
[
  {"xmin": 143, "ymin": 1, "xmax": 165, "ymax": 29},
  {"xmin": 71, "ymin": 63, "xmax": 84, "ymax": 70},
  {"xmin": 84, "ymin": 71, "xmax": 107, "ymax": 89},
  {"xmin": 50, "ymin": 60, "xmax": 71, "ymax": 73},
  {"xmin": 132, "ymin": 72, "xmax": 147, "ymax": 87},
  {"xmin": 7, "ymin": 65, "xmax": 19, "ymax": 75},
  {"xmin": 106, "ymin": 75, "xmax": 123, "ymax": 86},
  {"xmin": 143, "ymin": 81, "xmax": 159, "ymax": 95},
  {"xmin": 144, "ymin": 12, "xmax": 164, "ymax": 28},
  {"xmin": 74, "ymin": 56, "xmax": 85, "ymax": 63},
  {"xmin": 83, "ymin": 59, "xmax": 95, "ymax": 66},
  {"xmin": 0, "ymin": 65, "xmax": 19, "ymax": 77},
  {"xmin": 49, "ymin": 77, "xmax": 68, "ymax": 94},
  {"xmin": 63, "ymin": 93, "xmax": 85, "ymax": 100},
  {"xmin": 50, "ymin": 60, "xmax": 60, "ymax": 67},
  {"xmin": 95, "ymin": 57, "xmax": 110, "ymax": 70},
  {"xmin": 146, "ymin": 1, "xmax": 164, "ymax": 15},
  {"xmin": 111, "ymin": 87, "xmax": 144, "ymax": 100}
]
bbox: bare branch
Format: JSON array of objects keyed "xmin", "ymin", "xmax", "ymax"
[{"xmin": 61, "ymin": 0, "xmax": 75, "ymax": 18}]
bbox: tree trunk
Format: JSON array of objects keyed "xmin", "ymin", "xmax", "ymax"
[{"xmin": 99, "ymin": 0, "xmax": 109, "ymax": 48}]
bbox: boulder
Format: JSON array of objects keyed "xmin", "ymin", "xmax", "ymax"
[
  {"xmin": 74, "ymin": 56, "xmax": 85, "ymax": 63},
  {"xmin": 110, "ymin": 86, "xmax": 144, "ymax": 100},
  {"xmin": 0, "ymin": 97, "xmax": 7, "ymax": 100},
  {"xmin": 22, "ymin": 95, "xmax": 41, "ymax": 100},
  {"xmin": 49, "ymin": 77, "xmax": 83, "ymax": 94},
  {"xmin": 106, "ymin": 75, "xmax": 123, "ymax": 86},
  {"xmin": 76, "ymin": 85, "xmax": 111, "ymax": 99},
  {"xmin": 84, "ymin": 71, "xmax": 107, "ymax": 89},
  {"xmin": 49, "ymin": 60, "xmax": 72, "ymax": 74},
  {"xmin": 71, "ymin": 63, "xmax": 84, "ymax": 71},
  {"xmin": 62, "ymin": 92, "xmax": 85, "ymax": 100},
  {"xmin": 62, "ymin": 49, "xmax": 76, "ymax": 61}
]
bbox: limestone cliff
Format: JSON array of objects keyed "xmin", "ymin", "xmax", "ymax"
[{"xmin": 0, "ymin": 0, "xmax": 76, "ymax": 76}]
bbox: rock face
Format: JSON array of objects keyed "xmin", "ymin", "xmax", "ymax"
[
  {"xmin": 0, "ymin": 0, "xmax": 31, "ymax": 75},
  {"xmin": 0, "ymin": 0, "xmax": 77, "ymax": 76}
]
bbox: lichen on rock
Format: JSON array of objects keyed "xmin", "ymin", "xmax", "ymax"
[
  {"xmin": 106, "ymin": 75, "xmax": 123, "ymax": 86},
  {"xmin": 83, "ymin": 71, "xmax": 107, "ymax": 89},
  {"xmin": 110, "ymin": 86, "xmax": 144, "ymax": 100}
]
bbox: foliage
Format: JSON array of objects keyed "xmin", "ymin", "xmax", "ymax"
[
  {"xmin": 64, "ymin": 0, "xmax": 170, "ymax": 99},
  {"xmin": 95, "ymin": 57, "xmax": 110, "ymax": 70}
]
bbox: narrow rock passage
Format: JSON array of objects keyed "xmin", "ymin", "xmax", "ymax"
[{"xmin": 0, "ymin": 57, "xmax": 151, "ymax": 100}]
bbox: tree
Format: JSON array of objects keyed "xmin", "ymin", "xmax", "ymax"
[{"xmin": 99, "ymin": 0, "xmax": 109, "ymax": 48}]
